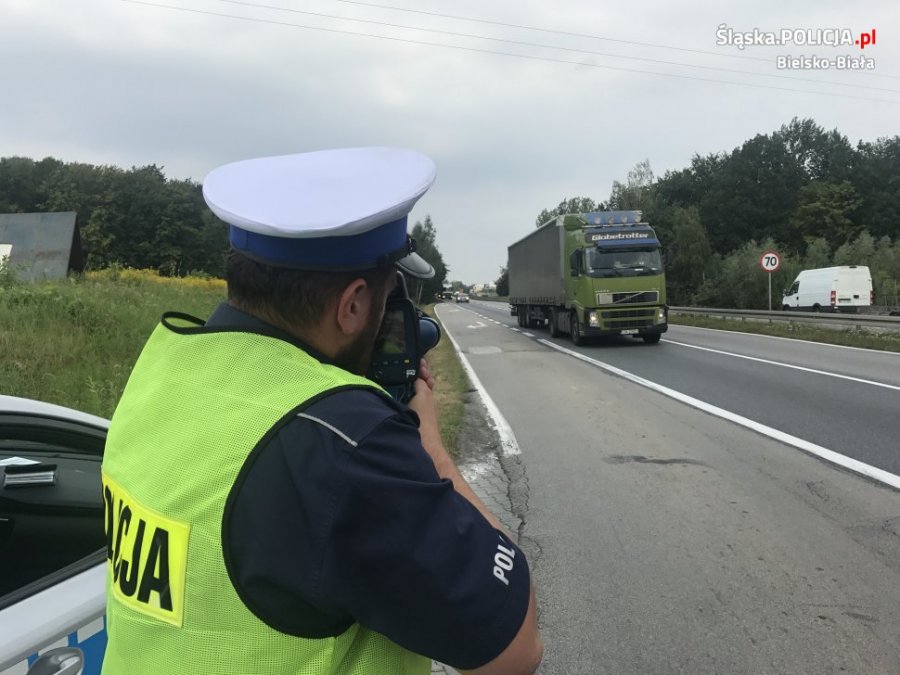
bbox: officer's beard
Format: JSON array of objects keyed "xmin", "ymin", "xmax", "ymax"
[{"xmin": 333, "ymin": 290, "xmax": 388, "ymax": 376}]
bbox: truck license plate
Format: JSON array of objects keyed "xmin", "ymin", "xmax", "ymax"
[{"xmin": 620, "ymin": 329, "xmax": 639, "ymax": 335}]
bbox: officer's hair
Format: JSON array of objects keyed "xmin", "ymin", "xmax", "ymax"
[{"xmin": 226, "ymin": 249, "xmax": 395, "ymax": 330}]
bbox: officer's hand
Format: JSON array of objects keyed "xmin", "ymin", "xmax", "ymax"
[
  {"xmin": 407, "ymin": 365, "xmax": 446, "ymax": 467},
  {"xmin": 408, "ymin": 373, "xmax": 439, "ymax": 431},
  {"xmin": 418, "ymin": 358, "xmax": 436, "ymax": 391}
]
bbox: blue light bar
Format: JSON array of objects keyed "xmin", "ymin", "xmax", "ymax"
[{"xmin": 580, "ymin": 210, "xmax": 643, "ymax": 226}]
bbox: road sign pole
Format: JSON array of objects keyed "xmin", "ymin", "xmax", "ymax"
[{"xmin": 760, "ymin": 250, "xmax": 781, "ymax": 311}]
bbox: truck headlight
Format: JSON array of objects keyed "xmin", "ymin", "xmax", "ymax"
[
  {"xmin": 658, "ymin": 307, "xmax": 666, "ymax": 323},
  {"xmin": 588, "ymin": 311, "xmax": 600, "ymax": 327}
]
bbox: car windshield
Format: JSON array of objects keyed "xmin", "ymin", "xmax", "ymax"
[{"xmin": 586, "ymin": 248, "xmax": 662, "ymax": 277}]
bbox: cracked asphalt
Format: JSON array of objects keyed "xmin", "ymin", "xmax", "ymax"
[
  {"xmin": 433, "ymin": 301, "xmax": 900, "ymax": 674},
  {"xmin": 432, "ymin": 396, "xmax": 532, "ymax": 675}
]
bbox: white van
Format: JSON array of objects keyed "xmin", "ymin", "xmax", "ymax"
[{"xmin": 782, "ymin": 266, "xmax": 873, "ymax": 313}]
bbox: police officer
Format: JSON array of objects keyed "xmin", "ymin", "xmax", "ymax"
[{"xmin": 100, "ymin": 147, "xmax": 542, "ymax": 674}]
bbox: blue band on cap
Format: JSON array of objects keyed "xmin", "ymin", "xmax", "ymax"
[{"xmin": 229, "ymin": 217, "xmax": 408, "ymax": 269}]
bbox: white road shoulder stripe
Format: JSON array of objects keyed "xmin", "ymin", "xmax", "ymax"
[
  {"xmin": 663, "ymin": 339, "xmax": 900, "ymax": 392},
  {"xmin": 672, "ymin": 323, "xmax": 900, "ymax": 356},
  {"xmin": 538, "ymin": 338, "xmax": 900, "ymax": 490},
  {"xmin": 436, "ymin": 306, "xmax": 520, "ymax": 456}
]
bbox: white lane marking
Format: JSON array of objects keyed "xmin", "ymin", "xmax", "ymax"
[
  {"xmin": 663, "ymin": 339, "xmax": 900, "ymax": 392},
  {"xmin": 510, "ymin": 328, "xmax": 521, "ymax": 332},
  {"xmin": 470, "ymin": 346, "xmax": 502, "ymax": 355},
  {"xmin": 537, "ymin": 338, "xmax": 900, "ymax": 490},
  {"xmin": 523, "ymin": 332, "xmax": 535, "ymax": 337},
  {"xmin": 436, "ymin": 306, "xmax": 520, "ymax": 456},
  {"xmin": 671, "ymin": 323, "xmax": 900, "ymax": 356},
  {"xmin": 467, "ymin": 321, "xmax": 487, "ymax": 329}
]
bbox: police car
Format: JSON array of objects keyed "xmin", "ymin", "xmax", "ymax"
[{"xmin": 0, "ymin": 395, "xmax": 108, "ymax": 675}]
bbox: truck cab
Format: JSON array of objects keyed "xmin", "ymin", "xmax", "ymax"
[{"xmin": 564, "ymin": 213, "xmax": 667, "ymax": 343}]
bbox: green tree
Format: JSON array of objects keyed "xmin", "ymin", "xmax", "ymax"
[
  {"xmin": 407, "ymin": 215, "xmax": 448, "ymax": 303},
  {"xmin": 852, "ymin": 137, "xmax": 900, "ymax": 240},
  {"xmin": 495, "ymin": 266, "xmax": 509, "ymax": 296},
  {"xmin": 868, "ymin": 235, "xmax": 900, "ymax": 306},
  {"xmin": 665, "ymin": 207, "xmax": 713, "ymax": 304},
  {"xmin": 790, "ymin": 181, "xmax": 862, "ymax": 248},
  {"xmin": 608, "ymin": 158, "xmax": 656, "ymax": 211},
  {"xmin": 1, "ymin": 156, "xmax": 229, "ymax": 276},
  {"xmin": 833, "ymin": 230, "xmax": 876, "ymax": 266},
  {"xmin": 534, "ymin": 196, "xmax": 604, "ymax": 228},
  {"xmin": 803, "ymin": 238, "xmax": 832, "ymax": 269},
  {"xmin": 694, "ymin": 239, "xmax": 799, "ymax": 309},
  {"xmin": 0, "ymin": 156, "xmax": 60, "ymax": 212}
]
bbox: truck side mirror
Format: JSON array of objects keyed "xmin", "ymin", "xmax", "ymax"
[{"xmin": 569, "ymin": 249, "xmax": 580, "ymax": 277}]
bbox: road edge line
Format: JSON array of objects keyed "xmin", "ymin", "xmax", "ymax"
[
  {"xmin": 436, "ymin": 305, "xmax": 520, "ymax": 456},
  {"xmin": 537, "ymin": 338, "xmax": 900, "ymax": 490}
]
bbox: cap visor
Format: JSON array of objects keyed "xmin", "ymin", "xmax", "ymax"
[{"xmin": 395, "ymin": 252, "xmax": 434, "ymax": 279}]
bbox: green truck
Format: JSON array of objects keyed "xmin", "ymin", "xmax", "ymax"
[{"xmin": 508, "ymin": 210, "xmax": 667, "ymax": 345}]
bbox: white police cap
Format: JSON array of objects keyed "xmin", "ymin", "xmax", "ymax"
[{"xmin": 203, "ymin": 147, "xmax": 436, "ymax": 278}]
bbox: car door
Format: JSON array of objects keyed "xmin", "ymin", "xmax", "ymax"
[
  {"xmin": 784, "ymin": 279, "xmax": 800, "ymax": 309},
  {"xmin": 0, "ymin": 396, "xmax": 109, "ymax": 675}
]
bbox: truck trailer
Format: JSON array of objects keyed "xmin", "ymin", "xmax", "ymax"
[{"xmin": 508, "ymin": 210, "xmax": 667, "ymax": 345}]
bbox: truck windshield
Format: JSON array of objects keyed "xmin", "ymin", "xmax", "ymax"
[{"xmin": 586, "ymin": 247, "xmax": 662, "ymax": 277}]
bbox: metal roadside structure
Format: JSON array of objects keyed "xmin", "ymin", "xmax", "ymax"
[
  {"xmin": 0, "ymin": 212, "xmax": 84, "ymax": 281},
  {"xmin": 670, "ymin": 306, "xmax": 900, "ymax": 333}
]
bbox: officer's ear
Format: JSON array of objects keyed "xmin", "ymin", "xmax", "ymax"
[{"xmin": 334, "ymin": 277, "xmax": 373, "ymax": 337}]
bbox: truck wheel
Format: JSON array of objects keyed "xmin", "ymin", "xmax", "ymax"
[
  {"xmin": 782, "ymin": 305, "xmax": 790, "ymax": 311},
  {"xmin": 570, "ymin": 312, "xmax": 585, "ymax": 346},
  {"xmin": 642, "ymin": 333, "xmax": 662, "ymax": 344},
  {"xmin": 812, "ymin": 304, "xmax": 821, "ymax": 313},
  {"xmin": 549, "ymin": 309, "xmax": 562, "ymax": 337},
  {"xmin": 517, "ymin": 309, "xmax": 525, "ymax": 327}
]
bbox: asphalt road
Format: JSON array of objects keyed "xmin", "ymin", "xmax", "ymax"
[
  {"xmin": 468, "ymin": 300, "xmax": 900, "ymax": 477},
  {"xmin": 436, "ymin": 300, "xmax": 900, "ymax": 674}
]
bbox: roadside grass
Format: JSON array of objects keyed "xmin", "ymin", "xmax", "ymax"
[
  {"xmin": 0, "ymin": 273, "xmax": 474, "ymax": 455},
  {"xmin": 670, "ymin": 314, "xmax": 900, "ymax": 353},
  {"xmin": 0, "ymin": 270, "xmax": 225, "ymax": 418},
  {"xmin": 422, "ymin": 303, "xmax": 470, "ymax": 457}
]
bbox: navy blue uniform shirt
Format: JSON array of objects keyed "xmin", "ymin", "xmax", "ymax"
[{"xmin": 207, "ymin": 303, "xmax": 531, "ymax": 669}]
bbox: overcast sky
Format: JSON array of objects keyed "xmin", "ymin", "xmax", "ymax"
[{"xmin": 2, "ymin": 0, "xmax": 898, "ymax": 283}]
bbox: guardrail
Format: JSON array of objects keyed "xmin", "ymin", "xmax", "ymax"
[{"xmin": 669, "ymin": 307, "xmax": 900, "ymax": 333}]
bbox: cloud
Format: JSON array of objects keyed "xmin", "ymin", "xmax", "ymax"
[{"xmin": 1, "ymin": 0, "xmax": 898, "ymax": 281}]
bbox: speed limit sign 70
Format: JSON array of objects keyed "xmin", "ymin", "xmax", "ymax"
[{"xmin": 760, "ymin": 250, "xmax": 781, "ymax": 273}]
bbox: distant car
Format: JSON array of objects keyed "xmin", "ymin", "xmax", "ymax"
[
  {"xmin": 455, "ymin": 293, "xmax": 470, "ymax": 303},
  {"xmin": 0, "ymin": 395, "xmax": 108, "ymax": 675},
  {"xmin": 509, "ymin": 305, "xmax": 517, "ymax": 316}
]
